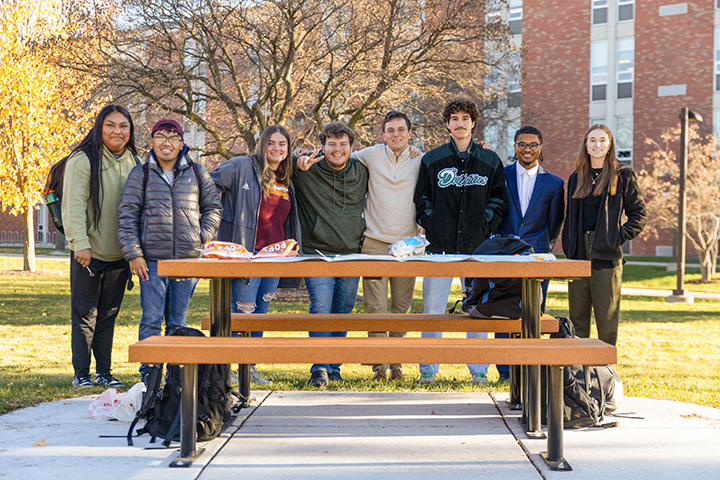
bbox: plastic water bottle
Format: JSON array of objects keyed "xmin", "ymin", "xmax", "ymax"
[
  {"xmin": 43, "ymin": 190, "xmax": 64, "ymax": 234},
  {"xmin": 388, "ymin": 234, "xmax": 430, "ymax": 258}
]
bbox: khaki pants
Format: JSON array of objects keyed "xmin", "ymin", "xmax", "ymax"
[
  {"xmin": 568, "ymin": 230, "xmax": 623, "ymax": 346},
  {"xmin": 361, "ymin": 236, "xmax": 415, "ymax": 372}
]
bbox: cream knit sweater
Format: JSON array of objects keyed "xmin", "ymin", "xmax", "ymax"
[{"xmin": 352, "ymin": 144, "xmax": 422, "ymax": 244}]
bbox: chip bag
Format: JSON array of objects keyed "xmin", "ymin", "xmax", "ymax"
[
  {"xmin": 203, "ymin": 241, "xmax": 253, "ymax": 259},
  {"xmin": 254, "ymin": 239, "xmax": 299, "ymax": 258}
]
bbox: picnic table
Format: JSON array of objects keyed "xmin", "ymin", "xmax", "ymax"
[{"xmin": 131, "ymin": 254, "xmax": 602, "ymax": 469}]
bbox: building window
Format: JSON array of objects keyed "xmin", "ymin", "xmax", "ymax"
[
  {"xmin": 486, "ymin": 0, "xmax": 501, "ymax": 22},
  {"xmin": 617, "ymin": 37, "xmax": 634, "ymax": 99},
  {"xmin": 508, "ymin": 0, "xmax": 523, "ymax": 35},
  {"xmin": 713, "ymin": 109, "xmax": 720, "ymax": 139},
  {"xmin": 507, "ymin": 51, "xmax": 522, "ymax": 107},
  {"xmin": 484, "ymin": 124, "xmax": 500, "ymax": 152},
  {"xmin": 592, "ymin": 0, "xmax": 608, "ymax": 25},
  {"xmin": 716, "ymin": 28, "xmax": 720, "ymax": 91},
  {"xmin": 615, "ymin": 115, "xmax": 633, "ymax": 168},
  {"xmin": 506, "ymin": 123, "xmax": 521, "ymax": 164},
  {"xmin": 591, "ymin": 41, "xmax": 608, "ymax": 101},
  {"xmin": 618, "ymin": 0, "xmax": 634, "ymax": 22}
]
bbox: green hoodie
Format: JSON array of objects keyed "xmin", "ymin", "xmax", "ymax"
[
  {"xmin": 293, "ymin": 156, "xmax": 368, "ymax": 255},
  {"xmin": 62, "ymin": 147, "xmax": 137, "ymax": 261}
]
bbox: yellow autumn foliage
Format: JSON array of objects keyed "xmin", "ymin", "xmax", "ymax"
[{"xmin": 0, "ymin": 0, "xmax": 102, "ymax": 270}]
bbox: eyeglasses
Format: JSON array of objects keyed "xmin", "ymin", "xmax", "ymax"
[
  {"xmin": 516, "ymin": 142, "xmax": 541, "ymax": 151},
  {"xmin": 154, "ymin": 134, "xmax": 182, "ymax": 144}
]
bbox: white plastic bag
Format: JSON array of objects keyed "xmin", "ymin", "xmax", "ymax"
[
  {"xmin": 88, "ymin": 382, "xmax": 146, "ymax": 422},
  {"xmin": 88, "ymin": 388, "xmax": 121, "ymax": 421},
  {"xmin": 113, "ymin": 382, "xmax": 146, "ymax": 422}
]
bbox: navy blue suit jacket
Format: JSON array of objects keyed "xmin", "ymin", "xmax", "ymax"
[{"xmin": 496, "ymin": 162, "xmax": 565, "ymax": 254}]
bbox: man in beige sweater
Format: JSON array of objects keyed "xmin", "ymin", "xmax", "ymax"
[{"xmin": 352, "ymin": 111, "xmax": 422, "ymax": 381}]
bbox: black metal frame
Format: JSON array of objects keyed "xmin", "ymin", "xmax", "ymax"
[{"xmin": 170, "ymin": 274, "xmax": 573, "ymax": 470}]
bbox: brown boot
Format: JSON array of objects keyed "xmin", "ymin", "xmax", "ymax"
[
  {"xmin": 389, "ymin": 367, "xmax": 404, "ymax": 381},
  {"xmin": 372, "ymin": 369, "xmax": 387, "ymax": 381}
]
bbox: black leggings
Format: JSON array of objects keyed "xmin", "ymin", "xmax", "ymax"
[{"xmin": 70, "ymin": 254, "xmax": 129, "ymax": 377}]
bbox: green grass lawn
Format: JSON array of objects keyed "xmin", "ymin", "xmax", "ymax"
[{"xmin": 1, "ymin": 255, "xmax": 719, "ymax": 414}]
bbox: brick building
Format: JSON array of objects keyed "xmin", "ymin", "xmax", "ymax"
[{"xmin": 484, "ymin": 0, "xmax": 718, "ymax": 256}]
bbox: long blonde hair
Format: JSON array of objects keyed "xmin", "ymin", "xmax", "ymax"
[
  {"xmin": 254, "ymin": 125, "xmax": 293, "ymax": 198},
  {"xmin": 572, "ymin": 124, "xmax": 619, "ymax": 199}
]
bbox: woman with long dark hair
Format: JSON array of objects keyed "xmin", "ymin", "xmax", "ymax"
[
  {"xmin": 62, "ymin": 105, "xmax": 139, "ymax": 388},
  {"xmin": 211, "ymin": 125, "xmax": 301, "ymax": 384},
  {"xmin": 561, "ymin": 124, "xmax": 646, "ymax": 345}
]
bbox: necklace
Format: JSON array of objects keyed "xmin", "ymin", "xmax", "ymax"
[{"xmin": 591, "ymin": 171, "xmax": 601, "ymax": 185}]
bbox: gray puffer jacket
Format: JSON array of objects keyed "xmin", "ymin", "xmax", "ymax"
[{"xmin": 117, "ymin": 146, "xmax": 222, "ymax": 261}]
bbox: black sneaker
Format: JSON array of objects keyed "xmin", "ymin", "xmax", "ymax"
[
  {"xmin": 72, "ymin": 376, "xmax": 93, "ymax": 389},
  {"xmin": 94, "ymin": 373, "xmax": 124, "ymax": 388},
  {"xmin": 328, "ymin": 371, "xmax": 343, "ymax": 382},
  {"xmin": 498, "ymin": 371, "xmax": 510, "ymax": 382},
  {"xmin": 309, "ymin": 370, "xmax": 329, "ymax": 388}
]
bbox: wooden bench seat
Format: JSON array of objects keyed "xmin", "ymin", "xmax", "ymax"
[
  {"xmin": 128, "ymin": 335, "xmax": 615, "ymax": 470},
  {"xmin": 199, "ymin": 313, "xmax": 559, "ymax": 334},
  {"xmin": 129, "ymin": 336, "xmax": 610, "ymax": 365}
]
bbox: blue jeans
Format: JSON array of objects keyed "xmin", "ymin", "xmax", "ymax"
[
  {"xmin": 231, "ymin": 277, "xmax": 279, "ymax": 367},
  {"xmin": 420, "ymin": 277, "xmax": 488, "ymax": 376},
  {"xmin": 304, "ymin": 276, "xmax": 359, "ymax": 375},
  {"xmin": 139, "ymin": 260, "xmax": 198, "ymax": 373}
]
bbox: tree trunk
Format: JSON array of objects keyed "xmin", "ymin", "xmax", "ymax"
[
  {"xmin": 23, "ymin": 208, "xmax": 36, "ymax": 272},
  {"xmin": 699, "ymin": 250, "xmax": 713, "ymax": 282}
]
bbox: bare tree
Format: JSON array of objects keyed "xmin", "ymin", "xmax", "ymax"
[
  {"xmin": 638, "ymin": 125, "xmax": 720, "ymax": 282},
  {"xmin": 60, "ymin": 0, "xmax": 516, "ymax": 157}
]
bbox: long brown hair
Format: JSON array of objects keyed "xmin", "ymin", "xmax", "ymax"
[
  {"xmin": 254, "ymin": 125, "xmax": 293, "ymax": 198},
  {"xmin": 572, "ymin": 124, "xmax": 619, "ymax": 199}
]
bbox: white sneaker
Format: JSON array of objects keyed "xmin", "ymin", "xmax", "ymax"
[{"xmin": 250, "ymin": 366, "xmax": 271, "ymax": 385}]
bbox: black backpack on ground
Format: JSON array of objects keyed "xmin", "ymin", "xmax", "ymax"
[
  {"xmin": 542, "ymin": 317, "xmax": 623, "ymax": 429},
  {"xmin": 127, "ymin": 327, "xmax": 237, "ymax": 447},
  {"xmin": 461, "ymin": 235, "xmax": 535, "ymax": 318}
]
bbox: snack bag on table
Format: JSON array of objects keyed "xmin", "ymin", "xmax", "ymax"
[
  {"xmin": 202, "ymin": 241, "xmax": 253, "ymax": 259},
  {"xmin": 254, "ymin": 239, "xmax": 299, "ymax": 258}
]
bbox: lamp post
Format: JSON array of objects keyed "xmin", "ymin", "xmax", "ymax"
[{"xmin": 667, "ymin": 107, "xmax": 703, "ymax": 304}]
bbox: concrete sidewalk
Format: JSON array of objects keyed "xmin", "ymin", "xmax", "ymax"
[{"xmin": 1, "ymin": 390, "xmax": 718, "ymax": 480}]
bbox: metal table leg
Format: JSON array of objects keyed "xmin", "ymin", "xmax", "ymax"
[
  {"xmin": 522, "ymin": 278, "xmax": 545, "ymax": 439},
  {"xmin": 209, "ymin": 278, "xmax": 231, "ymax": 337},
  {"xmin": 237, "ymin": 330, "xmax": 250, "ymax": 407},
  {"xmin": 507, "ymin": 333, "xmax": 522, "ymax": 410},
  {"xmin": 170, "ymin": 364, "xmax": 204, "ymax": 467},
  {"xmin": 541, "ymin": 365, "xmax": 572, "ymax": 471},
  {"xmin": 210, "ymin": 278, "xmax": 250, "ymax": 407}
]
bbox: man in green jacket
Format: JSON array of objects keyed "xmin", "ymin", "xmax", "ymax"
[{"xmin": 292, "ymin": 122, "xmax": 369, "ymax": 388}]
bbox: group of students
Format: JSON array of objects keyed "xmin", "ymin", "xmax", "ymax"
[{"xmin": 61, "ymin": 99, "xmax": 646, "ymax": 390}]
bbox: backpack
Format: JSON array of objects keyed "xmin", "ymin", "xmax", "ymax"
[
  {"xmin": 127, "ymin": 327, "xmax": 237, "ymax": 447},
  {"xmin": 461, "ymin": 235, "xmax": 535, "ymax": 318},
  {"xmin": 43, "ymin": 150, "xmax": 142, "ymax": 235},
  {"xmin": 542, "ymin": 317, "xmax": 623, "ymax": 429}
]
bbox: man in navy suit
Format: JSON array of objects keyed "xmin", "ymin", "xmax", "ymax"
[{"xmin": 495, "ymin": 125, "xmax": 565, "ymax": 381}]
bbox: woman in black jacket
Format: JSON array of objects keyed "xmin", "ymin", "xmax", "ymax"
[{"xmin": 561, "ymin": 124, "xmax": 647, "ymax": 345}]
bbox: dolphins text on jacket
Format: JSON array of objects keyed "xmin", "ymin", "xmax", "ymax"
[{"xmin": 437, "ymin": 167, "xmax": 488, "ymax": 188}]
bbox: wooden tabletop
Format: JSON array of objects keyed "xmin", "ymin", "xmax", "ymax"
[{"xmin": 157, "ymin": 257, "xmax": 590, "ymax": 279}]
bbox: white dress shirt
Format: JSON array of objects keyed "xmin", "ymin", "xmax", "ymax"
[{"xmin": 516, "ymin": 162, "xmax": 539, "ymax": 217}]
